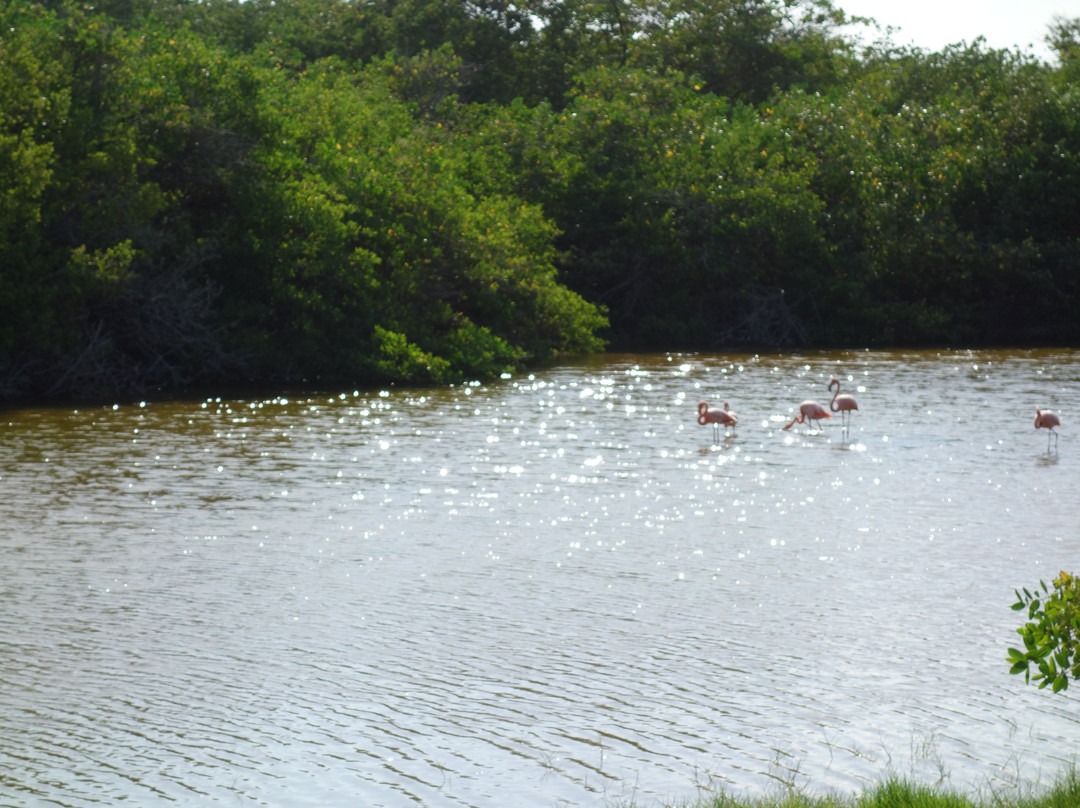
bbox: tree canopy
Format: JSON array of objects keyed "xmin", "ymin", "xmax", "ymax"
[{"xmin": 1, "ymin": 0, "xmax": 1078, "ymax": 399}]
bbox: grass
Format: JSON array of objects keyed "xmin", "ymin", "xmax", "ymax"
[{"xmin": 633, "ymin": 769, "xmax": 1080, "ymax": 808}]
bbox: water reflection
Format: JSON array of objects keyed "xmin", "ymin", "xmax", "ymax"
[{"xmin": 0, "ymin": 349, "xmax": 1078, "ymax": 807}]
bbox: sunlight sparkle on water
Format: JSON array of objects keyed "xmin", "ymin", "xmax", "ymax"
[{"xmin": 1, "ymin": 349, "xmax": 1078, "ymax": 808}]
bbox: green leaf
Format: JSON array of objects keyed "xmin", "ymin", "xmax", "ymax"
[
  {"xmin": 1010, "ymin": 660, "xmax": 1029, "ymax": 676},
  {"xmin": 1053, "ymin": 675, "xmax": 1068, "ymax": 693}
]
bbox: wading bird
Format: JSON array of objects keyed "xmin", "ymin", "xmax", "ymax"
[
  {"xmin": 782, "ymin": 400, "xmax": 831, "ymax": 432},
  {"xmin": 1035, "ymin": 408, "xmax": 1061, "ymax": 451},
  {"xmin": 828, "ymin": 376, "xmax": 859, "ymax": 431},
  {"xmin": 698, "ymin": 400, "xmax": 737, "ymax": 442}
]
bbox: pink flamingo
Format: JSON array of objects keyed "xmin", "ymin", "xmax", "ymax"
[
  {"xmin": 1035, "ymin": 408, "xmax": 1061, "ymax": 451},
  {"xmin": 698, "ymin": 400, "xmax": 737, "ymax": 442},
  {"xmin": 828, "ymin": 376, "xmax": 858, "ymax": 431},
  {"xmin": 782, "ymin": 400, "xmax": 831, "ymax": 431}
]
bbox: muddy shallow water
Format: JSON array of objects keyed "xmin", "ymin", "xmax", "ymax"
[{"xmin": 1, "ymin": 348, "xmax": 1077, "ymax": 807}]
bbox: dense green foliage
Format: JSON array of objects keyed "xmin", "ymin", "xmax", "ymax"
[
  {"xmin": 1, "ymin": 0, "xmax": 1078, "ymax": 398},
  {"xmin": 1009, "ymin": 571, "xmax": 1080, "ymax": 693}
]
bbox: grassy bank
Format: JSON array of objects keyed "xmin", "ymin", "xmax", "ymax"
[{"xmin": 647, "ymin": 770, "xmax": 1080, "ymax": 808}]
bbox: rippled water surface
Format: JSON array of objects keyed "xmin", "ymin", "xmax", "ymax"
[{"xmin": 2, "ymin": 349, "xmax": 1079, "ymax": 808}]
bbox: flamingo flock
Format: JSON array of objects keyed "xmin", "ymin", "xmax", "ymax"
[{"xmin": 696, "ymin": 373, "xmax": 1061, "ymax": 452}]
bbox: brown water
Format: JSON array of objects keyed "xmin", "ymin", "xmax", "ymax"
[{"xmin": 1, "ymin": 349, "xmax": 1078, "ymax": 808}]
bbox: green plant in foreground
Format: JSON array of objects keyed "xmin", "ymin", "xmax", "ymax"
[
  {"xmin": 681, "ymin": 769, "xmax": 1080, "ymax": 808},
  {"xmin": 1009, "ymin": 570, "xmax": 1080, "ymax": 693},
  {"xmin": 701, "ymin": 779, "xmax": 977, "ymax": 808}
]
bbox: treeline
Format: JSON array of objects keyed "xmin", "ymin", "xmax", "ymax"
[{"xmin": 1, "ymin": 0, "xmax": 1079, "ymax": 399}]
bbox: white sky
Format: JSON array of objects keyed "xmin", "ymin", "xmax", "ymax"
[{"xmin": 836, "ymin": 0, "xmax": 1075, "ymax": 62}]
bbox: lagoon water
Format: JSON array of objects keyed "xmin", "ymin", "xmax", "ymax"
[{"xmin": 1, "ymin": 349, "xmax": 1078, "ymax": 807}]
